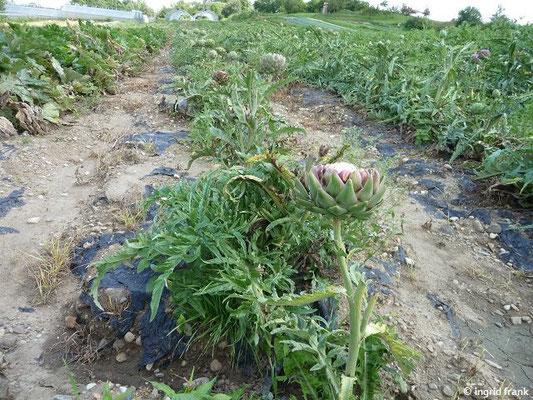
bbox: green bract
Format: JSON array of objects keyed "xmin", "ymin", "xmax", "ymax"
[
  {"xmin": 258, "ymin": 53, "xmax": 287, "ymax": 75},
  {"xmin": 294, "ymin": 162, "xmax": 386, "ymax": 219}
]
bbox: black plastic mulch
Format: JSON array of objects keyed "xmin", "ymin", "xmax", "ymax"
[
  {"xmin": 73, "ymin": 230, "xmax": 187, "ymax": 368},
  {"xmin": 0, "ymin": 187, "xmax": 24, "ymax": 219},
  {"xmin": 122, "ymin": 131, "xmax": 189, "ymax": 155},
  {"xmin": 0, "ymin": 187, "xmax": 24, "ymax": 235},
  {"xmin": 0, "ymin": 143, "xmax": 16, "ymax": 161},
  {"xmin": 427, "ymin": 293, "xmax": 461, "ymax": 339}
]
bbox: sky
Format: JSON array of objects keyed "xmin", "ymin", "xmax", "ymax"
[{"xmin": 10, "ymin": 0, "xmax": 533, "ymax": 23}]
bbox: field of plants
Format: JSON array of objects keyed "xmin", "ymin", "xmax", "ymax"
[
  {"xmin": 0, "ymin": 22, "xmax": 167, "ymax": 136},
  {"xmin": 0, "ymin": 9, "xmax": 532, "ymax": 400}
]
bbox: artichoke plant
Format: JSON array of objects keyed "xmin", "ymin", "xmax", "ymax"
[
  {"xmin": 227, "ymin": 50, "xmax": 239, "ymax": 61},
  {"xmin": 293, "ymin": 161, "xmax": 387, "ymax": 400},
  {"xmin": 207, "ymin": 49, "xmax": 218, "ymax": 59},
  {"xmin": 258, "ymin": 53, "xmax": 287, "ymax": 75},
  {"xmin": 294, "ymin": 162, "xmax": 386, "ymax": 219}
]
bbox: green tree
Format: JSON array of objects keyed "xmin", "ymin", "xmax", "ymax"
[
  {"xmin": 305, "ymin": 0, "xmax": 323, "ymax": 12},
  {"xmin": 210, "ymin": 1, "xmax": 226, "ymax": 18},
  {"xmin": 0, "ymin": 0, "xmax": 6, "ymax": 12},
  {"xmin": 221, "ymin": 0, "xmax": 242, "ymax": 17},
  {"xmin": 455, "ymin": 6, "xmax": 482, "ymax": 26},
  {"xmin": 281, "ymin": 0, "xmax": 305, "ymax": 13},
  {"xmin": 328, "ymin": 0, "xmax": 347, "ymax": 12},
  {"xmin": 254, "ymin": 0, "xmax": 282, "ymax": 13},
  {"xmin": 490, "ymin": 5, "xmax": 514, "ymax": 26}
]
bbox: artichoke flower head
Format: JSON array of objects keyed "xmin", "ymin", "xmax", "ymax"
[{"xmin": 294, "ymin": 162, "xmax": 386, "ymax": 219}]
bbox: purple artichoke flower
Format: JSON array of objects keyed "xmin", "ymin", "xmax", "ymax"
[
  {"xmin": 293, "ymin": 162, "xmax": 386, "ymax": 219},
  {"xmin": 471, "ymin": 53, "xmax": 480, "ymax": 62},
  {"xmin": 480, "ymin": 49, "xmax": 490, "ymax": 57}
]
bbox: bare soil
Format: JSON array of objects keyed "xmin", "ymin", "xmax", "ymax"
[{"xmin": 0, "ymin": 53, "xmax": 531, "ymax": 400}]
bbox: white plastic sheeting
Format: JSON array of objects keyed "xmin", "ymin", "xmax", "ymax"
[
  {"xmin": 192, "ymin": 10, "xmax": 218, "ymax": 21},
  {"xmin": 166, "ymin": 10, "xmax": 192, "ymax": 21},
  {"xmin": 1, "ymin": 3, "xmax": 145, "ymax": 22}
]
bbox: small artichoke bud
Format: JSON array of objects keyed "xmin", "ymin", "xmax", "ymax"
[
  {"xmin": 227, "ymin": 50, "xmax": 239, "ymax": 61},
  {"xmin": 319, "ymin": 145, "xmax": 329, "ymax": 158},
  {"xmin": 258, "ymin": 53, "xmax": 287, "ymax": 75},
  {"xmin": 213, "ymin": 70, "xmax": 230, "ymax": 85}
]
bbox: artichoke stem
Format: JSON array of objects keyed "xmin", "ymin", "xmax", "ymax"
[{"xmin": 333, "ymin": 217, "xmax": 366, "ymax": 397}]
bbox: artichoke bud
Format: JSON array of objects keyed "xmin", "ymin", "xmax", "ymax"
[{"xmin": 294, "ymin": 162, "xmax": 386, "ymax": 219}]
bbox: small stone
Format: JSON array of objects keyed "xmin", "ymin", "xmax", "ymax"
[
  {"xmin": 485, "ymin": 359, "xmax": 503, "ymax": 370},
  {"xmin": 404, "ymin": 257, "xmax": 415, "ymax": 266},
  {"xmin": 448, "ymin": 373, "xmax": 461, "ymax": 382},
  {"xmin": 472, "ymin": 220, "xmax": 484, "ymax": 233},
  {"xmin": 489, "ymin": 233, "xmax": 498, "ymax": 239},
  {"xmin": 510, "ymin": 304, "xmax": 519, "ymax": 311},
  {"xmin": 151, "ymin": 388, "xmax": 159, "ymax": 398},
  {"xmin": 0, "ymin": 335, "xmax": 19, "ymax": 348},
  {"xmin": 522, "ymin": 316, "xmax": 532, "ymax": 323},
  {"xmin": 487, "ymin": 223, "xmax": 502, "ymax": 234},
  {"xmin": 12, "ymin": 325, "xmax": 25, "ymax": 334},
  {"xmin": 135, "ymin": 336, "xmax": 142, "ymax": 346},
  {"xmin": 116, "ymin": 352, "xmax": 127, "ymax": 363},
  {"xmin": 53, "ymin": 396, "xmax": 74, "ymax": 400},
  {"xmin": 26, "ymin": 217, "xmax": 40, "ymax": 224},
  {"xmin": 449, "ymin": 216, "xmax": 459, "ymax": 222},
  {"xmin": 452, "ymin": 279, "xmax": 459, "ymax": 285},
  {"xmin": 210, "ymin": 359, "xmax": 222, "ymax": 372},
  {"xmin": 119, "ymin": 386, "xmax": 128, "ymax": 393},
  {"xmin": 442, "ymin": 385, "xmax": 454, "ymax": 397},
  {"xmin": 181, "ymin": 360, "xmax": 187, "ymax": 367},
  {"xmin": 503, "ymin": 305, "xmax": 511, "ymax": 311},
  {"xmin": 155, "ymin": 372, "xmax": 164, "ymax": 378},
  {"xmin": 124, "ymin": 332, "xmax": 135, "ymax": 343},
  {"xmin": 510, "ymin": 316, "xmax": 522, "ymax": 325},
  {"xmin": 86, "ymin": 383, "xmax": 97, "ymax": 390},
  {"xmin": 146, "ymin": 363, "xmax": 153, "ymax": 371},
  {"xmin": 428, "ymin": 382, "xmax": 438, "ymax": 391},
  {"xmin": 113, "ymin": 339, "xmax": 125, "ymax": 351},
  {"xmin": 444, "ymin": 164, "xmax": 452, "ymax": 171},
  {"xmin": 427, "ymin": 345, "xmax": 435, "ymax": 353},
  {"xmin": 65, "ymin": 315, "xmax": 77, "ymax": 329},
  {"xmin": 217, "ymin": 340, "xmax": 228, "ymax": 349}
]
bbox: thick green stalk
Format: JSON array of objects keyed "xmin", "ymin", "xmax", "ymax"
[
  {"xmin": 333, "ymin": 218, "xmax": 354, "ymax": 298},
  {"xmin": 333, "ymin": 217, "xmax": 367, "ymax": 397}
]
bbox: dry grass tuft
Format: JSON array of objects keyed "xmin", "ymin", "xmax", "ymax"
[
  {"xmin": 29, "ymin": 235, "xmax": 76, "ymax": 302},
  {"xmin": 112, "ymin": 202, "xmax": 144, "ymax": 231}
]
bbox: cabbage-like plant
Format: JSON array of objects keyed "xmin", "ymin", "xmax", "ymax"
[
  {"xmin": 227, "ymin": 50, "xmax": 239, "ymax": 61},
  {"xmin": 258, "ymin": 53, "xmax": 287, "ymax": 75}
]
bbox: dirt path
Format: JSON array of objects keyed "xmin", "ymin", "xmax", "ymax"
[
  {"xmin": 0, "ymin": 50, "xmax": 211, "ymax": 399},
  {"xmin": 272, "ymin": 87, "xmax": 533, "ymax": 399}
]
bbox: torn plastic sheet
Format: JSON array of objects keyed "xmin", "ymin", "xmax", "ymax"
[
  {"xmin": 0, "ymin": 187, "xmax": 24, "ymax": 219},
  {"xmin": 427, "ymin": 293, "xmax": 460, "ymax": 339},
  {"xmin": 122, "ymin": 130, "xmax": 189, "ymax": 155}
]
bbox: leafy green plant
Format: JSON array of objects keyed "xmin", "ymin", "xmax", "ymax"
[
  {"xmin": 176, "ymin": 19, "xmax": 531, "ymax": 205},
  {"xmin": 0, "ymin": 22, "xmax": 168, "ymax": 134},
  {"xmin": 291, "ymin": 162, "xmax": 421, "ymax": 399},
  {"xmin": 151, "ymin": 378, "xmax": 245, "ymax": 400}
]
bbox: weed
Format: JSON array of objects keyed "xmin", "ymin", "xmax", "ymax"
[
  {"xmin": 112, "ymin": 204, "xmax": 144, "ymax": 231},
  {"xmin": 29, "ymin": 234, "xmax": 75, "ymax": 301}
]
